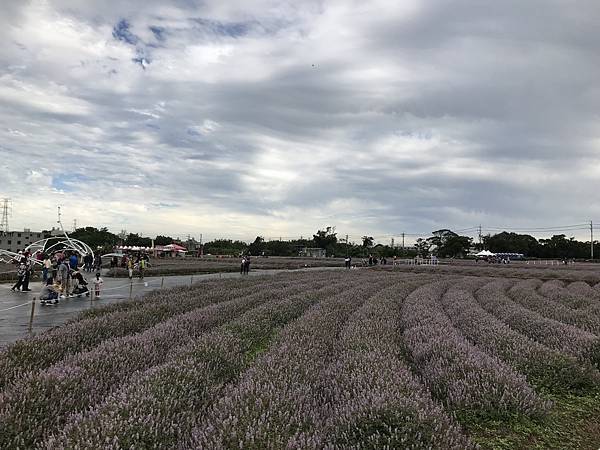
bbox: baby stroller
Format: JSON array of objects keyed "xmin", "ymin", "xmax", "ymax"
[
  {"xmin": 72, "ymin": 271, "xmax": 90, "ymax": 297},
  {"xmin": 72, "ymin": 284, "xmax": 89, "ymax": 297}
]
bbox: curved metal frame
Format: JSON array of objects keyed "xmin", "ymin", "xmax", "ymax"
[
  {"xmin": 0, "ymin": 214, "xmax": 95, "ymax": 266},
  {"xmin": 0, "ymin": 248, "xmax": 30, "ymax": 265}
]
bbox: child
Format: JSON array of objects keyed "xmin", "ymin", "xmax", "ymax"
[{"xmin": 93, "ymin": 272, "xmax": 103, "ymax": 298}]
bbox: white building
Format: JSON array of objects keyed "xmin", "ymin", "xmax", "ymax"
[{"xmin": 0, "ymin": 229, "xmax": 50, "ymax": 253}]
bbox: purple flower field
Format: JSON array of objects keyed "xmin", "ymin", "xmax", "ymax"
[{"xmin": 1, "ymin": 268, "xmax": 600, "ymax": 449}]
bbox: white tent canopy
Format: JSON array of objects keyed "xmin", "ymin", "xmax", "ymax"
[{"xmin": 475, "ymin": 250, "xmax": 496, "ymax": 257}]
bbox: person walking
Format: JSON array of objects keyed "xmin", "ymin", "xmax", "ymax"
[
  {"xmin": 244, "ymin": 255, "xmax": 251, "ymax": 275},
  {"xmin": 138, "ymin": 257, "xmax": 146, "ymax": 279},
  {"xmin": 21, "ymin": 260, "xmax": 33, "ymax": 291},
  {"xmin": 11, "ymin": 263, "xmax": 26, "ymax": 291},
  {"xmin": 240, "ymin": 256, "xmax": 246, "ymax": 275},
  {"xmin": 94, "ymin": 254, "xmax": 102, "ymax": 272}
]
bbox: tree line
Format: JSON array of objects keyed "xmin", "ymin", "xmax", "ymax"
[{"xmin": 68, "ymin": 226, "xmax": 596, "ymax": 260}]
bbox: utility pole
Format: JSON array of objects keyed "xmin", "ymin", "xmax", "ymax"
[
  {"xmin": 402, "ymin": 233, "xmax": 405, "ymax": 252},
  {"xmin": 391, "ymin": 237, "xmax": 394, "ymax": 249},
  {"xmin": 478, "ymin": 224, "xmax": 482, "ymax": 248},
  {"xmin": 346, "ymin": 234, "xmax": 349, "ymax": 257},
  {"xmin": 591, "ymin": 220, "xmax": 594, "ymax": 260},
  {"xmin": 200, "ymin": 233, "xmax": 203, "ymax": 257},
  {"xmin": 72, "ymin": 219, "xmax": 77, "ymax": 232}
]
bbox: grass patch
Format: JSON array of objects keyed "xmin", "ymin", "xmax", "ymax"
[{"xmin": 464, "ymin": 392, "xmax": 600, "ymax": 449}]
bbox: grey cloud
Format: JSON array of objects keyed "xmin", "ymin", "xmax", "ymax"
[{"xmin": 1, "ymin": 1, "xmax": 600, "ymax": 241}]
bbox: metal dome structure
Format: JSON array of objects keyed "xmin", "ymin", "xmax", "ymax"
[{"xmin": 0, "ymin": 208, "xmax": 94, "ymax": 266}]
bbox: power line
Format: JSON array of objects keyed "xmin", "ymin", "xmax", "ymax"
[{"xmin": 483, "ymin": 223, "xmax": 588, "ymax": 231}]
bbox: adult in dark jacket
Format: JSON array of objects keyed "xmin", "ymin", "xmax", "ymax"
[
  {"xmin": 69, "ymin": 253, "xmax": 79, "ymax": 270},
  {"xmin": 21, "ymin": 261, "xmax": 33, "ymax": 291}
]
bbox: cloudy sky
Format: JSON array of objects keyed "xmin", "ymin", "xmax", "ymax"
[{"xmin": 1, "ymin": 0, "xmax": 599, "ymax": 243}]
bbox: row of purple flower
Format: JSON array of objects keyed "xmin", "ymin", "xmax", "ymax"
[{"xmin": 1, "ymin": 270, "xmax": 599, "ymax": 448}]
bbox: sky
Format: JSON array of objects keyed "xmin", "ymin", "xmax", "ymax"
[{"xmin": 1, "ymin": 0, "xmax": 599, "ymax": 243}]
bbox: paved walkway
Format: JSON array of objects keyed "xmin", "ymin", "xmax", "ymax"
[{"xmin": 0, "ymin": 267, "xmax": 344, "ymax": 348}]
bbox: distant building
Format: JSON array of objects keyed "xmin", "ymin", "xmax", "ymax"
[
  {"xmin": 298, "ymin": 247, "xmax": 326, "ymax": 258},
  {"xmin": 0, "ymin": 229, "xmax": 50, "ymax": 253},
  {"xmin": 185, "ymin": 237, "xmax": 199, "ymax": 252}
]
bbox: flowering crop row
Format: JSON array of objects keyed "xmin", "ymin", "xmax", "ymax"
[
  {"xmin": 566, "ymin": 280, "xmax": 600, "ymax": 300},
  {"xmin": 441, "ymin": 281, "xmax": 600, "ymax": 392},
  {"xmin": 42, "ymin": 276, "xmax": 365, "ymax": 449},
  {"xmin": 475, "ymin": 280, "xmax": 600, "ymax": 366},
  {"xmin": 400, "ymin": 280, "xmax": 549, "ymax": 418},
  {"xmin": 190, "ymin": 276, "xmax": 402, "ymax": 448},
  {"xmin": 282, "ymin": 278, "xmax": 475, "ymax": 449},
  {"xmin": 0, "ymin": 272, "xmax": 331, "ymax": 390},
  {"xmin": 0, "ymin": 274, "xmax": 346, "ymax": 448},
  {"xmin": 539, "ymin": 280, "xmax": 600, "ymax": 315},
  {"xmin": 77, "ymin": 276, "xmax": 260, "ymax": 319},
  {"xmin": 390, "ymin": 263, "xmax": 600, "ymax": 284},
  {"xmin": 509, "ymin": 279, "xmax": 600, "ymax": 335}
]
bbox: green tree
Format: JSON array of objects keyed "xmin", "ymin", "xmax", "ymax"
[
  {"xmin": 154, "ymin": 235, "xmax": 174, "ymax": 246},
  {"xmin": 124, "ymin": 233, "xmax": 152, "ymax": 247},
  {"xmin": 248, "ymin": 236, "xmax": 265, "ymax": 255},
  {"xmin": 415, "ymin": 238, "xmax": 430, "ymax": 258},
  {"xmin": 484, "ymin": 232, "xmax": 539, "ymax": 256},
  {"xmin": 538, "ymin": 234, "xmax": 588, "ymax": 259},
  {"xmin": 264, "ymin": 240, "xmax": 295, "ymax": 256},
  {"xmin": 362, "ymin": 236, "xmax": 374, "ymax": 248},
  {"xmin": 204, "ymin": 239, "xmax": 248, "ymax": 256},
  {"xmin": 71, "ymin": 227, "xmax": 119, "ymax": 252},
  {"xmin": 427, "ymin": 229, "xmax": 472, "ymax": 258},
  {"xmin": 313, "ymin": 226, "xmax": 337, "ymax": 256}
]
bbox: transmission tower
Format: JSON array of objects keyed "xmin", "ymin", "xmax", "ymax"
[{"xmin": 0, "ymin": 198, "xmax": 11, "ymax": 235}]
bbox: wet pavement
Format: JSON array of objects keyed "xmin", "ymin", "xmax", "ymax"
[{"xmin": 0, "ymin": 267, "xmax": 343, "ymax": 348}]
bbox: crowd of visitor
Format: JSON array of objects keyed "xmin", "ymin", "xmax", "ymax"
[
  {"xmin": 9, "ymin": 249, "xmax": 103, "ymax": 304},
  {"xmin": 110, "ymin": 252, "xmax": 150, "ymax": 279}
]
